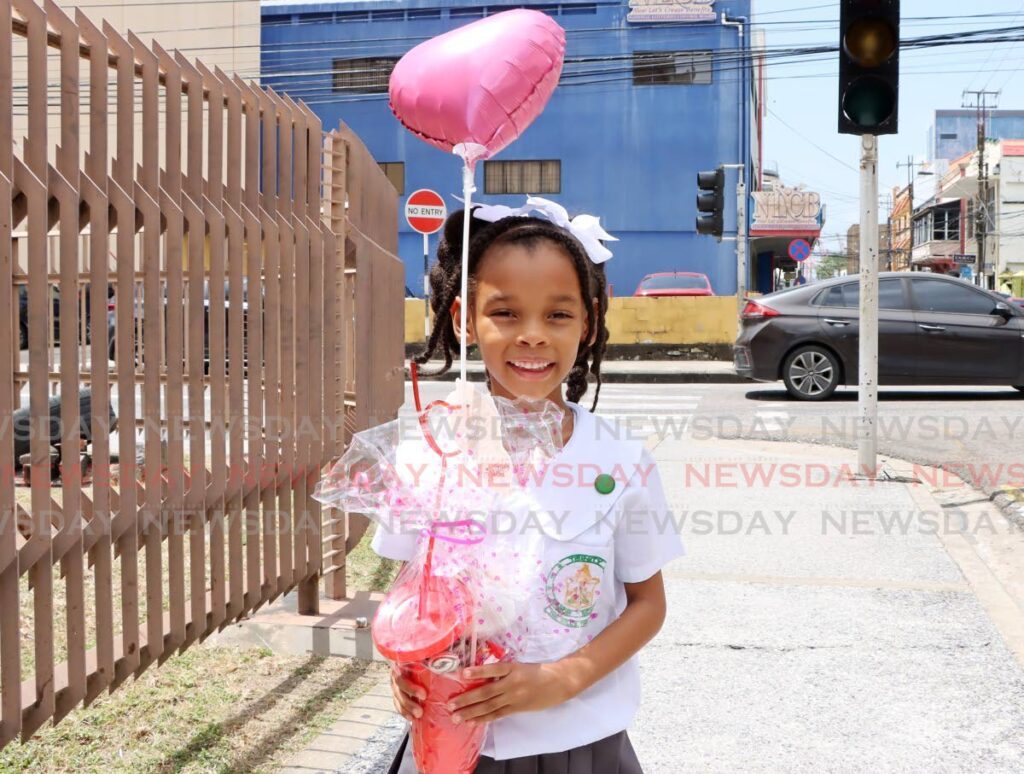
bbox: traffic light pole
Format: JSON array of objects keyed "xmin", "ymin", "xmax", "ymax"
[
  {"xmin": 717, "ymin": 163, "xmax": 747, "ymax": 309},
  {"xmin": 858, "ymin": 134, "xmax": 879, "ymax": 476}
]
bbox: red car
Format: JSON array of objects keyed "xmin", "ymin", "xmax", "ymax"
[{"xmin": 634, "ymin": 272, "xmax": 714, "ymax": 297}]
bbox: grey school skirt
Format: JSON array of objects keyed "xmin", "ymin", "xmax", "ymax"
[{"xmin": 387, "ymin": 729, "xmax": 645, "ymax": 774}]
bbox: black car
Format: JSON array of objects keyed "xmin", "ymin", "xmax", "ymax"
[
  {"xmin": 17, "ymin": 283, "xmax": 113, "ymax": 351},
  {"xmin": 734, "ymin": 272, "xmax": 1024, "ymax": 400},
  {"xmin": 107, "ymin": 279, "xmax": 254, "ymax": 373}
]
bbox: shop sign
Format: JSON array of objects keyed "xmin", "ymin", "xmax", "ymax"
[
  {"xmin": 627, "ymin": 0, "xmax": 716, "ymax": 24},
  {"xmin": 752, "ymin": 185, "xmax": 822, "ymax": 232}
]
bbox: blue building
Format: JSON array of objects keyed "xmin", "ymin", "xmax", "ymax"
[
  {"xmin": 261, "ymin": 0, "xmax": 763, "ymax": 298},
  {"xmin": 929, "ymin": 109, "xmax": 1024, "ymax": 163}
]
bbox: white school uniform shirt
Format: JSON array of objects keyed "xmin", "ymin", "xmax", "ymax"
[{"xmin": 372, "ymin": 400, "xmax": 685, "ymax": 760}]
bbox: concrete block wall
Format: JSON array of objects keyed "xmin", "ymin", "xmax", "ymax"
[{"xmin": 405, "ymin": 297, "xmax": 738, "ymax": 346}]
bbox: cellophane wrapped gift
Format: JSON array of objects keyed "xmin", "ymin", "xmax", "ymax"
[{"xmin": 313, "ymin": 380, "xmax": 566, "ymax": 774}]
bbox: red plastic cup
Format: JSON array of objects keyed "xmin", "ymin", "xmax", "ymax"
[
  {"xmin": 403, "ymin": 661, "xmax": 486, "ymax": 774},
  {"xmin": 374, "ymin": 575, "xmax": 484, "ymax": 774}
]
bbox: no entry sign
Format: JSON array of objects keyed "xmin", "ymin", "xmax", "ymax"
[{"xmin": 405, "ymin": 189, "xmax": 447, "ymax": 234}]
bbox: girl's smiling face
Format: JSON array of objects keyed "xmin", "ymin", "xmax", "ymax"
[{"xmin": 451, "ymin": 239, "xmax": 594, "ymax": 406}]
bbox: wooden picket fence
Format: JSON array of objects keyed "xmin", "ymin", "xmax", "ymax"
[{"xmin": 0, "ymin": 0, "xmax": 403, "ymax": 748}]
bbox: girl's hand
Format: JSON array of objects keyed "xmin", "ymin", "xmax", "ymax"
[
  {"xmin": 390, "ymin": 668, "xmax": 426, "ymax": 721},
  {"xmin": 448, "ymin": 662, "xmax": 573, "ymax": 724}
]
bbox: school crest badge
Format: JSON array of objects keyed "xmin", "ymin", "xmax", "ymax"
[{"xmin": 545, "ymin": 554, "xmax": 605, "ymax": 628}]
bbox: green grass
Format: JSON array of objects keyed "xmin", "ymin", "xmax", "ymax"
[
  {"xmin": 344, "ymin": 522, "xmax": 401, "ymax": 593},
  {"xmin": 2, "ymin": 523, "xmax": 400, "ymax": 771},
  {"xmin": 0, "ymin": 644, "xmax": 388, "ymax": 772}
]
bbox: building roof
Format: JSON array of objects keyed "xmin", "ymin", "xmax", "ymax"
[{"xmin": 935, "ymin": 108, "xmax": 1024, "ymax": 119}]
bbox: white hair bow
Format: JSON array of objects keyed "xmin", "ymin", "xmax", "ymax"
[{"xmin": 471, "ymin": 196, "xmax": 618, "ymax": 264}]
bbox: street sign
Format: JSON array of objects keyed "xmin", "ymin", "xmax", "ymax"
[
  {"xmin": 952, "ymin": 254, "xmax": 976, "ymax": 265},
  {"xmin": 788, "ymin": 238, "xmax": 812, "ymax": 262},
  {"xmin": 405, "ymin": 189, "xmax": 447, "ymax": 234}
]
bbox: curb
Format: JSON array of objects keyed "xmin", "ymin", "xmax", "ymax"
[
  {"xmin": 900, "ymin": 463, "xmax": 1024, "ymax": 531},
  {"xmin": 277, "ymin": 675, "xmax": 405, "ymax": 773},
  {"xmin": 992, "ymin": 489, "xmax": 1024, "ymax": 531}
]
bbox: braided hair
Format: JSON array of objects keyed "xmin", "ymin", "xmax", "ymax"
[{"xmin": 413, "ymin": 207, "xmax": 610, "ymax": 412}]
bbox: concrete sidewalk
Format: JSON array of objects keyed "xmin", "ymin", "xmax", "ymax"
[
  {"xmin": 633, "ymin": 436, "xmax": 1024, "ymax": 772},
  {"xmin": 278, "ymin": 435, "xmax": 1024, "ymax": 773},
  {"xmin": 412, "ymin": 359, "xmax": 743, "ymax": 384}
]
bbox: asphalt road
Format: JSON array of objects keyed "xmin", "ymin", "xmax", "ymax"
[
  {"xmin": 404, "ymin": 380, "xmax": 1024, "ymax": 501},
  {"xmin": 714, "ymin": 383, "xmax": 1024, "ymax": 501}
]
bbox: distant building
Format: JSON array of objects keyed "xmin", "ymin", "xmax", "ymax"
[
  {"xmin": 911, "ymin": 140, "xmax": 1024, "ymax": 288},
  {"xmin": 13, "ymin": 0, "xmax": 260, "ymax": 171},
  {"xmin": 261, "ymin": 0, "xmax": 766, "ymax": 298},
  {"xmin": 845, "ymin": 222, "xmax": 891, "ymax": 274},
  {"xmin": 928, "ymin": 109, "xmax": 1024, "ymax": 162},
  {"xmin": 749, "ymin": 179, "xmax": 824, "ymax": 293},
  {"xmin": 889, "ymin": 185, "xmax": 912, "ymax": 271}
]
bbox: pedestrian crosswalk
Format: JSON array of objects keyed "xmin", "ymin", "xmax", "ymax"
[
  {"xmin": 590, "ymin": 387, "xmax": 702, "ymax": 440},
  {"xmin": 400, "ymin": 382, "xmax": 704, "ymax": 441},
  {"xmin": 753, "ymin": 402, "xmax": 792, "ymax": 435}
]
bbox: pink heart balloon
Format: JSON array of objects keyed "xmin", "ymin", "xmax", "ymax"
[{"xmin": 388, "ymin": 9, "xmax": 565, "ymax": 162}]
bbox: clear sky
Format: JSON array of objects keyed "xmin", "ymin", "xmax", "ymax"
[{"xmin": 752, "ymin": 1, "xmax": 1024, "ymax": 256}]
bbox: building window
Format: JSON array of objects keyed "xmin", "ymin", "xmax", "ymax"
[
  {"xmin": 939, "ymin": 132, "xmax": 958, "ymax": 140},
  {"xmin": 915, "ymin": 207, "xmax": 959, "ymax": 244},
  {"xmin": 633, "ymin": 51, "xmax": 713, "ymax": 86},
  {"xmin": 450, "ymin": 7, "xmax": 485, "ymax": 18},
  {"xmin": 484, "ymin": 160, "xmax": 561, "ymax": 194},
  {"xmin": 913, "ymin": 213, "xmax": 931, "ymax": 245},
  {"xmin": 409, "ymin": 8, "xmax": 441, "ymax": 19},
  {"xmin": 933, "ymin": 207, "xmax": 959, "ymax": 241},
  {"xmin": 332, "ymin": 57, "xmax": 399, "ymax": 93}
]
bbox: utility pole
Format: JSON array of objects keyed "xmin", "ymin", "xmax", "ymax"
[{"xmin": 963, "ymin": 89, "xmax": 999, "ymax": 288}]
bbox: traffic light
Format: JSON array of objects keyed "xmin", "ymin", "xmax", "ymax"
[
  {"xmin": 696, "ymin": 167, "xmax": 725, "ymax": 239},
  {"xmin": 838, "ymin": 0, "xmax": 900, "ymax": 135}
]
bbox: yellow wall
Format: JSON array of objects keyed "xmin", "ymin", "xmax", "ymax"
[
  {"xmin": 405, "ymin": 296, "xmax": 738, "ymax": 345},
  {"xmin": 604, "ymin": 296, "xmax": 738, "ymax": 344},
  {"xmin": 406, "ymin": 299, "xmax": 434, "ymax": 344}
]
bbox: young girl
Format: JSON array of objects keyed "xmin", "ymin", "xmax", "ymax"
[{"xmin": 375, "ymin": 203, "xmax": 684, "ymax": 773}]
